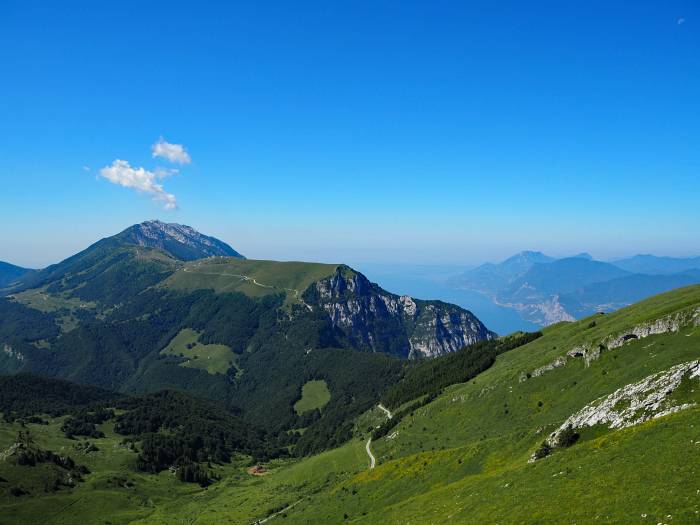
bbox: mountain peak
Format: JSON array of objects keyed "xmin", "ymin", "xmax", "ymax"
[
  {"xmin": 501, "ymin": 251, "xmax": 554, "ymax": 268},
  {"xmin": 117, "ymin": 220, "xmax": 244, "ymax": 261}
]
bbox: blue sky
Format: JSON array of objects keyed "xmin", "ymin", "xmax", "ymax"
[{"xmin": 1, "ymin": 1, "xmax": 698, "ymax": 268}]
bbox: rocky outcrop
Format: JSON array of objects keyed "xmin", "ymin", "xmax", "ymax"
[
  {"xmin": 116, "ymin": 220, "xmax": 244, "ymax": 261},
  {"xmin": 604, "ymin": 309, "xmax": 700, "ymax": 350},
  {"xmin": 527, "ymin": 356, "xmax": 567, "ymax": 379},
  {"xmin": 531, "ymin": 360, "xmax": 700, "ymax": 461},
  {"xmin": 306, "ymin": 266, "xmax": 495, "ymax": 358},
  {"xmin": 521, "ymin": 307, "xmax": 700, "ymax": 381}
]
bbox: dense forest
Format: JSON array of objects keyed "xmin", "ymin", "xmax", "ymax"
[
  {"xmin": 0, "ymin": 375, "xmax": 281, "ymax": 486},
  {"xmin": 115, "ymin": 390, "xmax": 284, "ymax": 470},
  {"xmin": 0, "ymin": 300, "xmax": 59, "ymax": 345},
  {"xmin": 0, "ymin": 374, "xmax": 122, "ymax": 421},
  {"xmin": 0, "ymin": 290, "xmax": 540, "ymax": 490},
  {"xmin": 381, "ymin": 331, "xmax": 543, "ymax": 409}
]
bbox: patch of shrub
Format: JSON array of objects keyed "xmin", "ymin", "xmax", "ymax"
[
  {"xmin": 175, "ymin": 457, "xmax": 214, "ymax": 486},
  {"xmin": 556, "ymin": 426, "xmax": 580, "ymax": 448},
  {"xmin": 533, "ymin": 441, "xmax": 552, "ymax": 460}
]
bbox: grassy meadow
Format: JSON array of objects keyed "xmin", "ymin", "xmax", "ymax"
[{"xmin": 294, "ymin": 380, "xmax": 332, "ymax": 415}]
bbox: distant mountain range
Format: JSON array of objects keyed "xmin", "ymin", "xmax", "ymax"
[
  {"xmin": 611, "ymin": 254, "xmax": 700, "ymax": 275},
  {"xmin": 449, "ymin": 251, "xmax": 700, "ymax": 325}
]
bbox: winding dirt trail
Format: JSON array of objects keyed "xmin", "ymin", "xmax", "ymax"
[
  {"xmin": 365, "ymin": 404, "xmax": 394, "ymax": 469},
  {"xmin": 365, "ymin": 437, "xmax": 376, "ymax": 469}
]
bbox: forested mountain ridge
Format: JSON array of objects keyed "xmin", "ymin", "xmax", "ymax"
[
  {"xmin": 0, "ymin": 374, "xmax": 283, "ymax": 499},
  {"xmin": 0, "ymin": 220, "xmax": 242, "ymax": 296}
]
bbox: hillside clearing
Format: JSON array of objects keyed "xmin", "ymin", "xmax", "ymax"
[
  {"xmin": 160, "ymin": 328, "xmax": 237, "ymax": 375},
  {"xmin": 294, "ymin": 380, "xmax": 331, "ymax": 415}
]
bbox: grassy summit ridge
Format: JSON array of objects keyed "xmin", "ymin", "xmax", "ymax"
[{"xmin": 164, "ymin": 257, "xmax": 338, "ymax": 302}]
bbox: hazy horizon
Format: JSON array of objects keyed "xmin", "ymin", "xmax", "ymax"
[{"xmin": 3, "ymin": 217, "xmax": 699, "ymax": 271}]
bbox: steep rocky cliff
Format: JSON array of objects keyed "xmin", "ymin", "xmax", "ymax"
[{"xmin": 304, "ymin": 266, "xmax": 495, "ymax": 358}]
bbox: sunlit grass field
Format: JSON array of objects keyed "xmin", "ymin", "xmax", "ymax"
[{"xmin": 163, "ymin": 258, "xmax": 338, "ymax": 304}]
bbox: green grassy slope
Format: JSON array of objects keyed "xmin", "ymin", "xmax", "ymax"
[
  {"xmin": 275, "ymin": 285, "xmax": 700, "ymax": 523},
  {"xmin": 12, "ymin": 242, "xmax": 179, "ymax": 304},
  {"xmin": 129, "ymin": 440, "xmax": 370, "ymax": 525},
  {"xmin": 12, "ymin": 287, "xmax": 98, "ymax": 333},
  {"xmin": 163, "ymin": 257, "xmax": 338, "ymax": 302},
  {"xmin": 289, "ymin": 407, "xmax": 700, "ymax": 524}
]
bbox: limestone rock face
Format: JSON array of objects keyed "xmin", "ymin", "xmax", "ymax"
[
  {"xmin": 521, "ymin": 306, "xmax": 700, "ymax": 381},
  {"xmin": 603, "ymin": 309, "xmax": 699, "ymax": 350},
  {"xmin": 529, "ymin": 358, "xmax": 700, "ymax": 462},
  {"xmin": 116, "ymin": 220, "xmax": 244, "ymax": 261},
  {"xmin": 552, "ymin": 360, "xmax": 699, "ymax": 441},
  {"xmin": 306, "ymin": 266, "xmax": 495, "ymax": 358}
]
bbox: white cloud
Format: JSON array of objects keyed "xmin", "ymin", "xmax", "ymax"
[
  {"xmin": 100, "ymin": 159, "xmax": 177, "ymax": 209},
  {"xmin": 83, "ymin": 165, "xmax": 91, "ymax": 172},
  {"xmin": 151, "ymin": 137, "xmax": 191, "ymax": 164}
]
